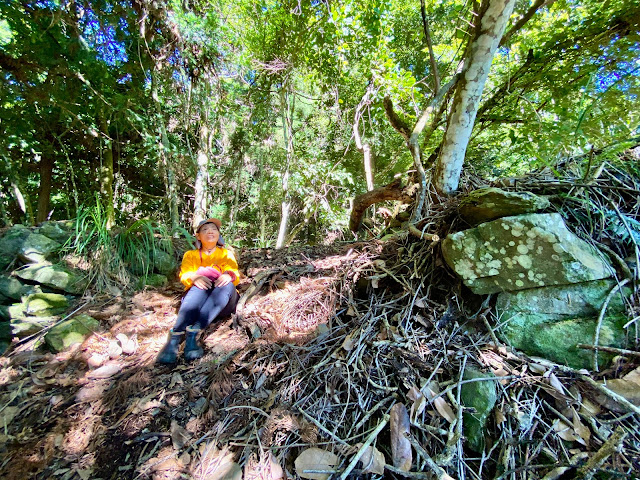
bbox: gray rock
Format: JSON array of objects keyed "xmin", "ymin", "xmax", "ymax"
[
  {"xmin": 44, "ymin": 314, "xmax": 100, "ymax": 352},
  {"xmin": 442, "ymin": 213, "xmax": 613, "ymax": 294},
  {"xmin": 153, "ymin": 249, "xmax": 177, "ymax": 276},
  {"xmin": 461, "ymin": 368, "xmax": 497, "ymax": 452},
  {"xmin": 19, "ymin": 233, "xmax": 61, "ymax": 263},
  {"xmin": 12, "ymin": 315, "xmax": 58, "ymax": 338},
  {"xmin": 37, "ymin": 221, "xmax": 74, "ymax": 244},
  {"xmin": 0, "ymin": 275, "xmax": 27, "ymax": 301},
  {"xmin": 496, "ymin": 280, "xmax": 630, "ymax": 369},
  {"xmin": 0, "ymin": 225, "xmax": 30, "ymax": 270},
  {"xmin": 14, "ymin": 263, "xmax": 86, "ymax": 294},
  {"xmin": 459, "ymin": 187, "xmax": 550, "ymax": 225}
]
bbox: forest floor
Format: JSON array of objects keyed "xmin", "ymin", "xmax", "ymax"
[{"xmin": 2, "ymin": 166, "xmax": 640, "ymax": 479}]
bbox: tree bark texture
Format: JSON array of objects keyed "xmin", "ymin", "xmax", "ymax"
[
  {"xmin": 36, "ymin": 153, "xmax": 54, "ymax": 223},
  {"xmin": 349, "ymin": 179, "xmax": 414, "ymax": 232},
  {"xmin": 434, "ymin": 0, "xmax": 516, "ymax": 195}
]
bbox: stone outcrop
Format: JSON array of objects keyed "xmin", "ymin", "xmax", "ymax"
[
  {"xmin": 442, "ymin": 213, "xmax": 613, "ymax": 295},
  {"xmin": 44, "ymin": 314, "xmax": 99, "ymax": 352},
  {"xmin": 14, "ymin": 263, "xmax": 86, "ymax": 294},
  {"xmin": 19, "ymin": 233, "xmax": 61, "ymax": 263},
  {"xmin": 0, "ymin": 225, "xmax": 30, "ymax": 270},
  {"xmin": 496, "ymin": 280, "xmax": 629, "ymax": 369},
  {"xmin": 459, "ymin": 187, "xmax": 550, "ymax": 225}
]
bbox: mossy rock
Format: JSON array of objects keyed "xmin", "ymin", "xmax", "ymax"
[
  {"xmin": 12, "ymin": 315, "xmax": 58, "ymax": 338},
  {"xmin": 459, "ymin": 188, "xmax": 550, "ymax": 225},
  {"xmin": 496, "ymin": 280, "xmax": 631, "ymax": 369},
  {"xmin": 153, "ymin": 250, "xmax": 177, "ymax": 276},
  {"xmin": 44, "ymin": 314, "xmax": 99, "ymax": 352},
  {"xmin": 15, "ymin": 263, "xmax": 86, "ymax": 294},
  {"xmin": 23, "ymin": 293, "xmax": 69, "ymax": 317},
  {"xmin": 143, "ymin": 273, "xmax": 168, "ymax": 288},
  {"xmin": 0, "ymin": 225, "xmax": 30, "ymax": 270},
  {"xmin": 461, "ymin": 368, "xmax": 497, "ymax": 452},
  {"xmin": 0, "ymin": 275, "xmax": 27, "ymax": 301},
  {"xmin": 19, "ymin": 233, "xmax": 62, "ymax": 264}
]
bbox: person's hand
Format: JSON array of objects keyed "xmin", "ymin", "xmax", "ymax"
[
  {"xmin": 193, "ymin": 275, "xmax": 213, "ymax": 290},
  {"xmin": 214, "ymin": 273, "xmax": 232, "ymax": 287}
]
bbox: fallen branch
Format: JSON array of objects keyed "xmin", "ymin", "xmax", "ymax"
[
  {"xmin": 349, "ymin": 178, "xmax": 414, "ymax": 232},
  {"xmin": 575, "ymin": 426, "xmax": 628, "ymax": 480}
]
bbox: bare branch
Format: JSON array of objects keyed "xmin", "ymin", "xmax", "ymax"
[
  {"xmin": 349, "ymin": 178, "xmax": 414, "ymax": 232},
  {"xmin": 383, "ymin": 96, "xmax": 412, "ymax": 141},
  {"xmin": 420, "ymin": 0, "xmax": 440, "ymax": 93}
]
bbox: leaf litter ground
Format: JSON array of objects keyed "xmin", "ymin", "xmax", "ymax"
[{"xmin": 2, "ymin": 165, "xmax": 640, "ymax": 479}]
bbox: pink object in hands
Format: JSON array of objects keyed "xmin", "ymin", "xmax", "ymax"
[{"xmin": 196, "ymin": 266, "xmax": 222, "ymax": 281}]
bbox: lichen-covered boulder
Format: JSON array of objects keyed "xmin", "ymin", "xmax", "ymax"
[
  {"xmin": 37, "ymin": 220, "xmax": 74, "ymax": 244},
  {"xmin": 0, "ymin": 275, "xmax": 26, "ymax": 301},
  {"xmin": 44, "ymin": 314, "xmax": 99, "ymax": 352},
  {"xmin": 461, "ymin": 368, "xmax": 497, "ymax": 452},
  {"xmin": 19, "ymin": 233, "xmax": 62, "ymax": 263},
  {"xmin": 496, "ymin": 280, "xmax": 630, "ymax": 369},
  {"xmin": 442, "ymin": 213, "xmax": 613, "ymax": 294},
  {"xmin": 459, "ymin": 188, "xmax": 550, "ymax": 225},
  {"xmin": 153, "ymin": 250, "xmax": 177, "ymax": 276},
  {"xmin": 14, "ymin": 263, "xmax": 86, "ymax": 294},
  {"xmin": 0, "ymin": 225, "xmax": 30, "ymax": 270}
]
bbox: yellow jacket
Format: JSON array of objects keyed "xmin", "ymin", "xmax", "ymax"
[{"xmin": 179, "ymin": 247, "xmax": 240, "ymax": 288}]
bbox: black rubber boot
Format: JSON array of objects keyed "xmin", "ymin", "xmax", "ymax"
[
  {"xmin": 184, "ymin": 325, "xmax": 204, "ymax": 361},
  {"xmin": 156, "ymin": 330, "xmax": 184, "ymax": 364}
]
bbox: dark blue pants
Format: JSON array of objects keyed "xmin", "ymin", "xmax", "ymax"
[{"xmin": 173, "ymin": 283, "xmax": 239, "ymax": 332}]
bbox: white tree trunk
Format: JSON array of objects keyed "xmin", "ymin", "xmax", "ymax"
[
  {"xmin": 276, "ymin": 88, "xmax": 294, "ymax": 249},
  {"xmin": 193, "ymin": 123, "xmax": 209, "ymax": 230},
  {"xmin": 434, "ymin": 0, "xmax": 516, "ymax": 194}
]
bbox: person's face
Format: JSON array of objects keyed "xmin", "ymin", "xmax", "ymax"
[{"xmin": 197, "ymin": 223, "xmax": 220, "ymax": 246}]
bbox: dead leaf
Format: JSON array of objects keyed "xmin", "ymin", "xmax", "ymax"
[
  {"xmin": 169, "ymin": 372, "xmax": 184, "ymax": 389},
  {"xmin": 88, "ymin": 363, "xmax": 122, "ymax": 379},
  {"xmin": 371, "ymin": 277, "xmax": 379, "ymax": 289},
  {"xmin": 356, "ymin": 444, "xmax": 385, "ymax": 475},
  {"xmin": 571, "ymin": 408, "xmax": 590, "ymax": 446},
  {"xmin": 425, "ymin": 386, "xmax": 456, "ymax": 423},
  {"xmin": 390, "ymin": 403, "xmax": 412, "ymax": 471},
  {"xmin": 414, "ymin": 298, "xmax": 426, "ymax": 308},
  {"xmin": 495, "ymin": 408, "xmax": 506, "ymax": 426},
  {"xmin": 87, "ymin": 354, "xmax": 105, "ymax": 369},
  {"xmin": 108, "ymin": 340, "xmax": 123, "ymax": 359},
  {"xmin": 407, "ymin": 385, "xmax": 426, "ymax": 423},
  {"xmin": 601, "ymin": 366, "xmax": 640, "ymax": 408},
  {"xmin": 553, "ymin": 419, "xmax": 577, "ymax": 442},
  {"xmin": 193, "ymin": 443, "xmax": 240, "ymax": 479},
  {"xmin": 529, "ymin": 363, "xmax": 546, "ymax": 374},
  {"xmin": 0, "ymin": 406, "xmax": 19, "ymax": 427},
  {"xmin": 294, "ymin": 447, "xmax": 339, "ymax": 480},
  {"xmin": 245, "ymin": 451, "xmax": 284, "ymax": 480},
  {"xmin": 342, "ymin": 334, "xmax": 354, "ymax": 352},
  {"xmin": 170, "ymin": 420, "xmax": 191, "ymax": 449},
  {"xmin": 116, "ymin": 333, "xmax": 138, "ymax": 355},
  {"xmin": 546, "ymin": 372, "xmax": 566, "ymax": 395},
  {"xmin": 346, "ymin": 306, "xmax": 356, "ymax": 317}
]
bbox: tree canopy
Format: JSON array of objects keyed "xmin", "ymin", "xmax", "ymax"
[{"xmin": 1, "ymin": 0, "xmax": 638, "ymax": 244}]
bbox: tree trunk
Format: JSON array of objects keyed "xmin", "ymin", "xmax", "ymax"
[
  {"xmin": 99, "ymin": 115, "xmax": 116, "ymax": 229},
  {"xmin": 434, "ymin": 0, "xmax": 516, "ymax": 194},
  {"xmin": 349, "ymin": 179, "xmax": 414, "ymax": 232},
  {"xmin": 36, "ymin": 153, "xmax": 54, "ymax": 223},
  {"xmin": 193, "ymin": 122, "xmax": 210, "ymax": 229},
  {"xmin": 229, "ymin": 151, "xmax": 245, "ymax": 233},
  {"xmin": 276, "ymin": 88, "xmax": 294, "ymax": 249}
]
